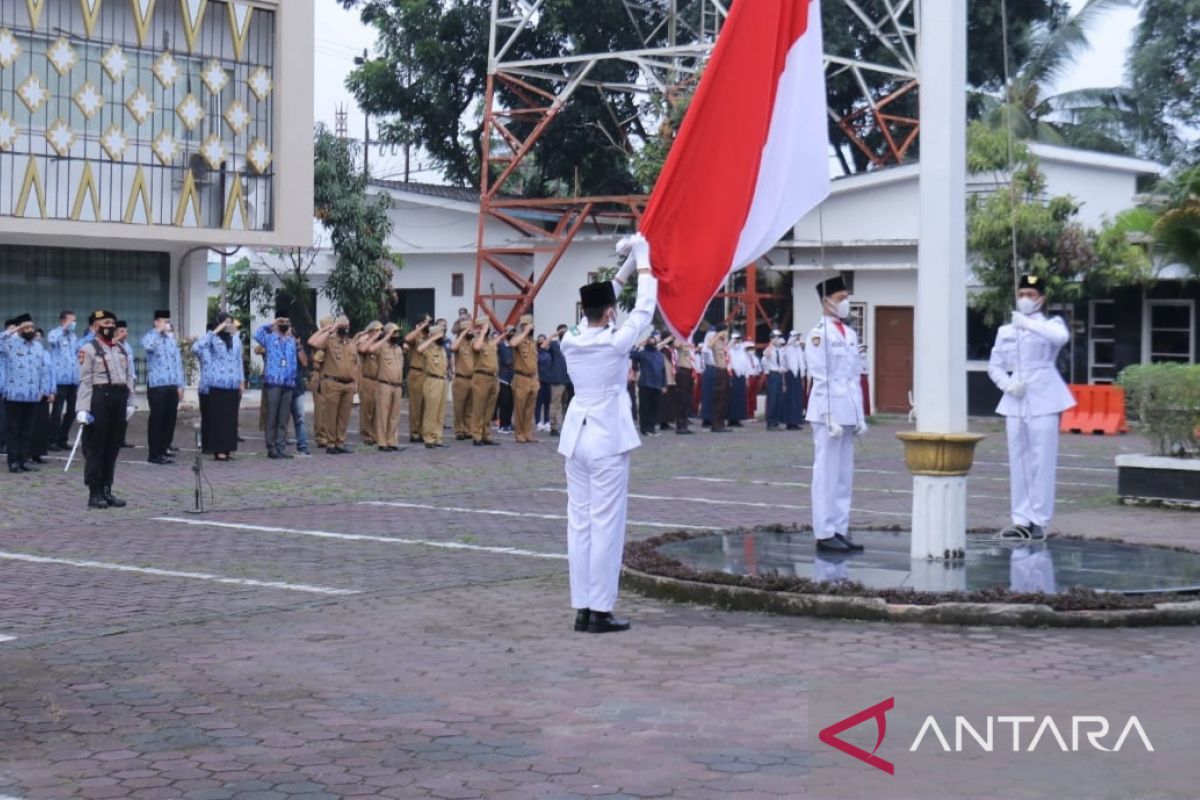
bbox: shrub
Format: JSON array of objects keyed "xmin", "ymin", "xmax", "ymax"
[{"xmin": 1118, "ymin": 363, "xmax": 1200, "ymax": 456}]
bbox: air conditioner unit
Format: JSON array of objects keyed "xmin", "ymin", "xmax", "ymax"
[{"xmin": 172, "ymin": 151, "xmax": 213, "ymax": 186}]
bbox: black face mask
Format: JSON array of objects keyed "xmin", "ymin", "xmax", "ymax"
[
  {"xmin": 278, "ymin": 324, "xmax": 290, "ymax": 334},
  {"xmin": 337, "ymin": 328, "xmax": 349, "ymax": 338},
  {"xmin": 390, "ymin": 335, "xmax": 401, "ymax": 344},
  {"xmin": 99, "ymin": 326, "xmax": 115, "ymax": 340},
  {"xmin": 645, "ymin": 342, "xmax": 656, "ymax": 350},
  {"xmin": 20, "ymin": 330, "xmax": 35, "ymax": 341}
]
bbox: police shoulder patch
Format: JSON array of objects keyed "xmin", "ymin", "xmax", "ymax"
[
  {"xmin": 810, "ymin": 335, "xmax": 821, "ymax": 347},
  {"xmin": 569, "ymin": 325, "xmax": 580, "ymax": 336}
]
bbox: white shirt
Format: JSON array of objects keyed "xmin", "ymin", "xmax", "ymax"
[
  {"xmin": 558, "ymin": 274, "xmax": 658, "ymax": 459},
  {"xmin": 762, "ymin": 346, "xmax": 784, "ymax": 372},
  {"xmin": 987, "ymin": 313, "xmax": 1076, "ymax": 417},
  {"xmin": 804, "ymin": 316, "xmax": 864, "ymax": 426},
  {"xmin": 783, "ymin": 342, "xmax": 807, "ymax": 377}
]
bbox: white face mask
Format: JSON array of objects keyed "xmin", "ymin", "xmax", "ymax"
[
  {"xmin": 1016, "ymin": 297, "xmax": 1041, "ymax": 315},
  {"xmin": 833, "ymin": 298, "xmax": 851, "ymax": 318}
]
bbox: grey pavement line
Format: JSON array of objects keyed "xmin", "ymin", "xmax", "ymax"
[
  {"xmin": 154, "ymin": 516, "xmax": 570, "ymax": 559},
  {"xmin": 360, "ymin": 500, "xmax": 721, "ymax": 530},
  {"xmin": 0, "ymin": 551, "xmax": 360, "ymax": 596},
  {"xmin": 538, "ymin": 486, "xmax": 916, "ymax": 517},
  {"xmin": 0, "ymin": 635, "xmax": 16, "ymax": 643},
  {"xmin": 663, "ymin": 476, "xmax": 1033, "ymax": 503}
]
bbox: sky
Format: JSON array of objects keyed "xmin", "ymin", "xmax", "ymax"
[{"xmin": 311, "ymin": 0, "xmax": 1145, "ymax": 186}]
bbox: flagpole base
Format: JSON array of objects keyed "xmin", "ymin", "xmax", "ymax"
[{"xmin": 897, "ymin": 432, "xmax": 985, "ymax": 561}]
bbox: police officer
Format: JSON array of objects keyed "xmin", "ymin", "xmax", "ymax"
[
  {"xmin": 806, "ymin": 277, "xmax": 868, "ymax": 553},
  {"xmin": 418, "ymin": 322, "xmax": 449, "ymax": 448},
  {"xmin": 987, "ymin": 274, "xmax": 1076, "ymax": 540},
  {"xmin": 76, "ymin": 310, "xmax": 136, "ymax": 508},
  {"xmin": 365, "ymin": 323, "xmax": 406, "ymax": 451},
  {"xmin": 46, "ymin": 310, "xmax": 80, "ymax": 450},
  {"xmin": 308, "ymin": 316, "xmax": 358, "ymax": 454},
  {"xmin": 470, "ymin": 318, "xmax": 501, "ymax": 446},
  {"xmin": 405, "ymin": 315, "xmax": 432, "ymax": 444},
  {"xmin": 510, "ymin": 314, "xmax": 539, "ymax": 443},
  {"xmin": 451, "ymin": 324, "xmax": 476, "ymax": 440},
  {"xmin": 255, "ymin": 314, "xmax": 299, "ymax": 459},
  {"xmin": 2, "ymin": 314, "xmax": 55, "ymax": 473},
  {"xmin": 142, "ymin": 310, "xmax": 184, "ymax": 465}
]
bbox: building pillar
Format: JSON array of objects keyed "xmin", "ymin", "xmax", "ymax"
[
  {"xmin": 178, "ymin": 249, "xmax": 210, "ymax": 342},
  {"xmin": 905, "ymin": 0, "xmax": 983, "ymax": 561}
]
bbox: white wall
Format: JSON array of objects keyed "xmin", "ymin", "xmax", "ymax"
[{"xmin": 1039, "ymin": 160, "xmax": 1138, "ymax": 229}]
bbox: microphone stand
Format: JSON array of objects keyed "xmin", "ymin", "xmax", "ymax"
[{"xmin": 186, "ymin": 422, "xmax": 207, "ymax": 514}]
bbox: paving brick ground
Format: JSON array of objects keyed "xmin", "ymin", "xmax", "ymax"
[{"xmin": 0, "ymin": 406, "xmax": 1197, "ymax": 799}]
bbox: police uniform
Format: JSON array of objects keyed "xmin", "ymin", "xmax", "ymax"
[
  {"xmin": 987, "ymin": 274, "xmax": 1075, "ymax": 538},
  {"xmin": 511, "ymin": 314, "xmax": 540, "ymax": 443},
  {"xmin": 142, "ymin": 310, "xmax": 184, "ymax": 464},
  {"xmin": 559, "ymin": 247, "xmax": 657, "ymax": 633},
  {"xmin": 76, "ymin": 310, "xmax": 135, "ymax": 507},
  {"xmin": 1, "ymin": 314, "xmax": 55, "ymax": 472},
  {"xmin": 470, "ymin": 319, "xmax": 500, "ymax": 446},
  {"xmin": 316, "ymin": 316, "xmax": 358, "ymax": 453},
  {"xmin": 373, "ymin": 324, "xmax": 406, "ymax": 450},
  {"xmin": 805, "ymin": 277, "xmax": 866, "ymax": 551},
  {"xmin": 451, "ymin": 329, "xmax": 476, "ymax": 440},
  {"xmin": 357, "ymin": 321, "xmax": 383, "ymax": 446},
  {"xmin": 405, "ymin": 321, "xmax": 430, "ymax": 444},
  {"xmin": 420, "ymin": 325, "xmax": 449, "ymax": 447}
]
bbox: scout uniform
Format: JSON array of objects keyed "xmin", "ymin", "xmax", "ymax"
[
  {"xmin": 511, "ymin": 314, "xmax": 540, "ymax": 443},
  {"xmin": 987, "ymin": 274, "xmax": 1076, "ymax": 539},
  {"xmin": 76, "ymin": 310, "xmax": 136, "ymax": 508},
  {"xmin": 420, "ymin": 325, "xmax": 449, "ymax": 447},
  {"xmin": 318, "ymin": 316, "xmax": 359, "ymax": 452},
  {"xmin": 470, "ymin": 319, "xmax": 500, "ymax": 445},
  {"xmin": 710, "ymin": 332, "xmax": 730, "ymax": 432},
  {"xmin": 451, "ymin": 331, "xmax": 476, "ymax": 440},
  {"xmin": 673, "ymin": 338, "xmax": 694, "ymax": 433},
  {"xmin": 373, "ymin": 324, "xmax": 406, "ymax": 450},
  {"xmin": 357, "ymin": 321, "xmax": 383, "ymax": 446},
  {"xmin": 405, "ymin": 322, "xmax": 429, "ymax": 443}
]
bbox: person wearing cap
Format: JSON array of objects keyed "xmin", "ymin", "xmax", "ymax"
[
  {"xmin": 509, "ymin": 314, "xmax": 540, "ymax": 443},
  {"xmin": 46, "ymin": 310, "xmax": 80, "ymax": 451},
  {"xmin": 363, "ymin": 322, "xmax": 406, "ymax": 451},
  {"xmin": 2, "ymin": 314, "xmax": 55, "ymax": 473},
  {"xmin": 404, "ymin": 315, "xmax": 433, "ymax": 444},
  {"xmin": 806, "ymin": 276, "xmax": 868, "ymax": 554},
  {"xmin": 309, "ymin": 316, "xmax": 359, "ymax": 454},
  {"xmin": 76, "ymin": 310, "xmax": 135, "ymax": 506},
  {"xmin": 416, "ymin": 322, "xmax": 449, "ymax": 448},
  {"xmin": 193, "ymin": 313, "xmax": 245, "ymax": 461},
  {"xmin": 558, "ymin": 233, "xmax": 657, "ymax": 634},
  {"xmin": 672, "ymin": 335, "xmax": 695, "ymax": 434},
  {"xmin": 988, "ymin": 273, "xmax": 1076, "ymax": 540},
  {"xmin": 356, "ymin": 320, "xmax": 384, "ymax": 447},
  {"xmin": 470, "ymin": 318, "xmax": 501, "ymax": 446},
  {"xmin": 783, "ymin": 331, "xmax": 807, "ymax": 430},
  {"xmin": 762, "ymin": 330, "xmax": 787, "ymax": 431},
  {"xmin": 142, "ymin": 310, "xmax": 185, "ymax": 465},
  {"xmin": 450, "ymin": 324, "xmax": 476, "ymax": 440},
  {"xmin": 255, "ymin": 314, "xmax": 300, "ymax": 459},
  {"xmin": 310, "ymin": 315, "xmax": 333, "ymax": 449},
  {"xmin": 710, "ymin": 327, "xmax": 732, "ymax": 433}
]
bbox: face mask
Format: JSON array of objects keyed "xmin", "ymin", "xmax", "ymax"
[
  {"xmin": 20, "ymin": 330, "xmax": 35, "ymax": 341},
  {"xmin": 99, "ymin": 326, "xmax": 115, "ymax": 339},
  {"xmin": 278, "ymin": 324, "xmax": 290, "ymax": 334},
  {"xmin": 1016, "ymin": 297, "xmax": 1041, "ymax": 315},
  {"xmin": 834, "ymin": 298, "xmax": 851, "ymax": 318},
  {"xmin": 67, "ymin": 321, "xmax": 77, "ymax": 332},
  {"xmin": 390, "ymin": 335, "xmax": 401, "ymax": 344},
  {"xmin": 337, "ymin": 328, "xmax": 349, "ymax": 338}
]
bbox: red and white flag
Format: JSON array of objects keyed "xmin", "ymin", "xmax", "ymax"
[{"xmin": 640, "ymin": 0, "xmax": 830, "ymax": 340}]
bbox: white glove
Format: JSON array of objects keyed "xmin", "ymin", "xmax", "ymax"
[
  {"xmin": 76, "ymin": 410, "xmax": 91, "ymax": 425},
  {"xmin": 825, "ymin": 415, "xmax": 843, "ymax": 439},
  {"xmin": 855, "ymin": 420, "xmax": 870, "ymax": 437},
  {"xmin": 1011, "ymin": 312, "xmax": 1030, "ymax": 331},
  {"xmin": 616, "ymin": 233, "xmax": 652, "ymax": 271},
  {"xmin": 125, "ymin": 405, "xmax": 136, "ymax": 421}
]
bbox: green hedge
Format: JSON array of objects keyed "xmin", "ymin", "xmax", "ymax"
[{"xmin": 1118, "ymin": 363, "xmax": 1200, "ymax": 457}]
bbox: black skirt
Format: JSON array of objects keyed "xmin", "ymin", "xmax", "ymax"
[{"xmin": 206, "ymin": 388, "xmax": 241, "ymax": 454}]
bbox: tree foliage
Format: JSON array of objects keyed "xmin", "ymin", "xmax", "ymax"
[
  {"xmin": 1149, "ymin": 165, "xmax": 1200, "ymax": 275},
  {"xmin": 314, "ymin": 125, "xmax": 399, "ymax": 330},
  {"xmin": 1128, "ymin": 0, "xmax": 1200, "ymax": 165}
]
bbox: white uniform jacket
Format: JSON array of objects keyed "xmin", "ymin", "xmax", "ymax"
[
  {"xmin": 557, "ymin": 274, "xmax": 658, "ymax": 459},
  {"xmin": 987, "ymin": 313, "xmax": 1076, "ymax": 418},
  {"xmin": 803, "ymin": 317, "xmax": 863, "ymax": 426}
]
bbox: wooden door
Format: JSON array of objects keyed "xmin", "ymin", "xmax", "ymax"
[{"xmin": 875, "ymin": 307, "xmax": 913, "ymax": 413}]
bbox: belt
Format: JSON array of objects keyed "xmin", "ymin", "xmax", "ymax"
[
  {"xmin": 409, "ymin": 367, "xmax": 424, "ymax": 374},
  {"xmin": 455, "ymin": 373, "xmax": 474, "ymax": 380},
  {"xmin": 515, "ymin": 370, "xmax": 536, "ymax": 378},
  {"xmin": 323, "ymin": 375, "xmax": 353, "ymax": 384},
  {"xmin": 382, "ymin": 379, "xmax": 404, "ymax": 387},
  {"xmin": 94, "ymin": 384, "xmax": 129, "ymax": 392},
  {"xmin": 474, "ymin": 369, "xmax": 496, "ymax": 377},
  {"xmin": 426, "ymin": 374, "xmax": 446, "ymax": 380}
]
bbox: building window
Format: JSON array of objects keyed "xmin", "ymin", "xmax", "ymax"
[
  {"xmin": 1143, "ymin": 300, "xmax": 1195, "ymax": 364},
  {"xmin": 1089, "ymin": 300, "xmax": 1117, "ymax": 383},
  {"xmin": 451, "ymin": 273, "xmax": 464, "ymax": 297},
  {"xmin": 847, "ymin": 302, "xmax": 867, "ymax": 346}
]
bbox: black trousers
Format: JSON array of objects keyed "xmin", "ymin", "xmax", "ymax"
[
  {"xmin": 49, "ymin": 383, "xmax": 77, "ymax": 447},
  {"xmin": 497, "ymin": 383, "xmax": 514, "ymax": 427},
  {"xmin": 676, "ymin": 368, "xmax": 693, "ymax": 431},
  {"xmin": 31, "ymin": 399, "xmax": 50, "ymax": 457},
  {"xmin": 147, "ymin": 385, "xmax": 179, "ymax": 460},
  {"xmin": 199, "ymin": 392, "xmax": 211, "ymax": 453},
  {"xmin": 84, "ymin": 385, "xmax": 128, "ymax": 490},
  {"xmin": 638, "ymin": 386, "xmax": 661, "ymax": 435},
  {"xmin": 5, "ymin": 400, "xmax": 37, "ymax": 468},
  {"xmin": 712, "ymin": 371, "xmax": 730, "ymax": 431}
]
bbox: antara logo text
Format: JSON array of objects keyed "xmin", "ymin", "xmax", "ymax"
[{"xmin": 819, "ymin": 698, "xmax": 1154, "ymax": 775}]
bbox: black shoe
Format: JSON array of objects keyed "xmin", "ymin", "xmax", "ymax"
[
  {"xmin": 8, "ymin": 466, "xmax": 20, "ymax": 474},
  {"xmin": 573, "ymin": 609, "xmax": 591, "ymax": 632},
  {"xmin": 19, "ymin": 464, "xmax": 36, "ymax": 472},
  {"xmin": 336, "ymin": 446, "xmax": 352, "ymax": 454},
  {"xmin": 676, "ymin": 429, "xmax": 694, "ymax": 435},
  {"xmin": 587, "ymin": 611, "xmax": 631, "ymax": 634},
  {"xmin": 103, "ymin": 487, "xmax": 127, "ymax": 508},
  {"xmin": 410, "ymin": 436, "xmax": 423, "ymax": 443},
  {"xmin": 47, "ymin": 443, "xmax": 63, "ymax": 452},
  {"xmin": 816, "ymin": 536, "xmax": 851, "ymax": 553},
  {"xmin": 711, "ymin": 429, "xmax": 732, "ymax": 434},
  {"xmin": 483, "ymin": 440, "xmax": 500, "ymax": 446},
  {"xmin": 268, "ymin": 451, "xmax": 283, "ymax": 459},
  {"xmin": 147, "ymin": 456, "xmax": 171, "ymax": 465},
  {"xmin": 786, "ymin": 424, "xmax": 802, "ymax": 430},
  {"xmin": 88, "ymin": 489, "xmax": 109, "ymax": 509},
  {"xmin": 326, "ymin": 447, "xmax": 339, "ymax": 455},
  {"xmin": 835, "ymin": 533, "xmax": 864, "ymax": 552},
  {"xmin": 473, "ymin": 440, "xmax": 484, "ymax": 447},
  {"xmin": 30, "ymin": 456, "xmax": 46, "ymax": 464}
]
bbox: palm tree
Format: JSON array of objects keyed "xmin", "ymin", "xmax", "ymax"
[
  {"xmin": 1152, "ymin": 166, "xmax": 1200, "ymax": 275},
  {"xmin": 980, "ymin": 0, "xmax": 1152, "ymax": 155}
]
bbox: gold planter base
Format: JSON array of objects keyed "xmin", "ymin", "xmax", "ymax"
[{"xmin": 896, "ymin": 431, "xmax": 986, "ymax": 476}]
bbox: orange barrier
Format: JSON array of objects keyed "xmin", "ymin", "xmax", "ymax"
[{"xmin": 1059, "ymin": 384, "xmax": 1129, "ymax": 435}]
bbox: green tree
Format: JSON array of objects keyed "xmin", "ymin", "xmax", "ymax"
[
  {"xmin": 1150, "ymin": 165, "xmax": 1200, "ymax": 275},
  {"xmin": 1128, "ymin": 0, "xmax": 1200, "ymax": 165},
  {"xmin": 314, "ymin": 125, "xmax": 399, "ymax": 330},
  {"xmin": 255, "ymin": 245, "xmax": 321, "ymax": 342}
]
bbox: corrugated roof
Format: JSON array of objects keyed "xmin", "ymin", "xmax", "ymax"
[{"xmin": 369, "ymin": 179, "xmax": 481, "ymax": 203}]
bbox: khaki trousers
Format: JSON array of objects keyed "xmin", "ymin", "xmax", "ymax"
[
  {"xmin": 470, "ymin": 374, "xmax": 499, "ymax": 443},
  {"xmin": 407, "ymin": 371, "xmax": 426, "ymax": 440},
  {"xmin": 313, "ymin": 384, "xmax": 330, "ymax": 446},
  {"xmin": 359, "ymin": 377, "xmax": 377, "ymax": 444},
  {"xmin": 322, "ymin": 378, "xmax": 356, "ymax": 446},
  {"xmin": 512, "ymin": 374, "xmax": 539, "ymax": 442},
  {"xmin": 374, "ymin": 382, "xmax": 403, "ymax": 448},
  {"xmin": 422, "ymin": 376, "xmax": 447, "ymax": 444},
  {"xmin": 453, "ymin": 375, "xmax": 474, "ymax": 438},
  {"xmin": 549, "ymin": 384, "xmax": 566, "ymax": 433}
]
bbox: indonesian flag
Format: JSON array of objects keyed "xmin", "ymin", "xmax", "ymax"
[{"xmin": 640, "ymin": 0, "xmax": 830, "ymax": 340}]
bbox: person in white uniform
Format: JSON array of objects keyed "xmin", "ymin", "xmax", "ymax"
[
  {"xmin": 805, "ymin": 276, "xmax": 868, "ymax": 554},
  {"xmin": 558, "ymin": 233, "xmax": 657, "ymax": 634},
  {"xmin": 987, "ymin": 273, "xmax": 1075, "ymax": 540}
]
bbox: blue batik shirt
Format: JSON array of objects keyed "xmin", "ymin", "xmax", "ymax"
[
  {"xmin": 253, "ymin": 325, "xmax": 298, "ymax": 387},
  {"xmin": 193, "ymin": 331, "xmax": 244, "ymax": 390},
  {"xmin": 0, "ymin": 331, "xmax": 54, "ymax": 402},
  {"xmin": 142, "ymin": 329, "xmax": 185, "ymax": 388},
  {"xmin": 45, "ymin": 326, "xmax": 80, "ymax": 386}
]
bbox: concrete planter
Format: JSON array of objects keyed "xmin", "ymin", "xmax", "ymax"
[{"xmin": 1116, "ymin": 454, "xmax": 1200, "ymax": 509}]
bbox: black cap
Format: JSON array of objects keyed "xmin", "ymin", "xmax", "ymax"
[
  {"xmin": 90, "ymin": 309, "xmax": 116, "ymax": 324},
  {"xmin": 13, "ymin": 313, "xmax": 32, "ymax": 326},
  {"xmin": 275, "ymin": 306, "xmax": 290, "ymax": 319},
  {"xmin": 154, "ymin": 309, "xmax": 171, "ymax": 320},
  {"xmin": 116, "ymin": 320, "xmax": 128, "ymax": 329},
  {"xmin": 579, "ymin": 281, "xmax": 616, "ymax": 310},
  {"xmin": 206, "ymin": 322, "xmax": 215, "ymax": 332},
  {"xmin": 1018, "ymin": 273, "xmax": 1045, "ymax": 294},
  {"xmin": 216, "ymin": 311, "xmax": 231, "ymax": 324},
  {"xmin": 816, "ymin": 276, "xmax": 847, "ymax": 298},
  {"xmin": 714, "ymin": 323, "xmax": 728, "ymax": 333},
  {"xmin": 2, "ymin": 319, "xmax": 13, "ymax": 328}
]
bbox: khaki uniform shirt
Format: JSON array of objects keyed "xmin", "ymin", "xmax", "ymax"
[
  {"xmin": 675, "ymin": 342, "xmax": 694, "ymax": 370},
  {"xmin": 321, "ymin": 335, "xmax": 359, "ymax": 380},
  {"xmin": 455, "ymin": 341, "xmax": 475, "ymax": 378},
  {"xmin": 424, "ymin": 344, "xmax": 447, "ymax": 379},
  {"xmin": 474, "ymin": 338, "xmax": 499, "ymax": 374},
  {"xmin": 376, "ymin": 343, "xmax": 404, "ymax": 384},
  {"xmin": 712, "ymin": 339, "xmax": 729, "ymax": 370},
  {"xmin": 360, "ymin": 337, "xmax": 380, "ymax": 380},
  {"xmin": 408, "ymin": 333, "xmax": 427, "ymax": 373},
  {"xmin": 514, "ymin": 339, "xmax": 538, "ymax": 378}
]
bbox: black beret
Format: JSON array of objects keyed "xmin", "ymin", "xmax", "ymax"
[
  {"xmin": 154, "ymin": 309, "xmax": 171, "ymax": 320},
  {"xmin": 13, "ymin": 313, "xmax": 32, "ymax": 325},
  {"xmin": 90, "ymin": 309, "xmax": 116, "ymax": 323},
  {"xmin": 116, "ymin": 321, "xmax": 128, "ymax": 329},
  {"xmin": 579, "ymin": 281, "xmax": 616, "ymax": 309},
  {"xmin": 816, "ymin": 276, "xmax": 847, "ymax": 298}
]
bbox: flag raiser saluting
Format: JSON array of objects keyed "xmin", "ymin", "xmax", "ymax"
[{"xmin": 640, "ymin": 0, "xmax": 831, "ymax": 340}]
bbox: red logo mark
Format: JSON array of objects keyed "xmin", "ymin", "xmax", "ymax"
[{"xmin": 818, "ymin": 697, "xmax": 895, "ymax": 775}]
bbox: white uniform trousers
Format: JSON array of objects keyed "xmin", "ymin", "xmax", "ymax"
[
  {"xmin": 1005, "ymin": 413, "xmax": 1061, "ymax": 527},
  {"xmin": 564, "ymin": 422, "xmax": 631, "ymax": 612},
  {"xmin": 810, "ymin": 423, "xmax": 855, "ymax": 540}
]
